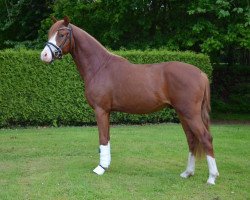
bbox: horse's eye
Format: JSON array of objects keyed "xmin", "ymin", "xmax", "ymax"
[{"xmin": 59, "ymin": 34, "xmax": 64, "ymax": 38}]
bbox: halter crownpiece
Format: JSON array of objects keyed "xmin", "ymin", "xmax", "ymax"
[{"xmin": 45, "ymin": 25, "xmax": 72, "ymax": 62}]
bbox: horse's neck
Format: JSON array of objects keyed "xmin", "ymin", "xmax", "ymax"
[{"xmin": 71, "ymin": 25, "xmax": 110, "ymax": 84}]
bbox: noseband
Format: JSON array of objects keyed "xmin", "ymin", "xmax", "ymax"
[{"xmin": 45, "ymin": 25, "xmax": 72, "ymax": 61}]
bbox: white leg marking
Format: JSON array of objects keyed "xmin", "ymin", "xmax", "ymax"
[
  {"xmin": 180, "ymin": 152, "xmax": 195, "ymax": 178},
  {"xmin": 206, "ymin": 155, "xmax": 219, "ymax": 185},
  {"xmin": 93, "ymin": 142, "xmax": 111, "ymax": 175}
]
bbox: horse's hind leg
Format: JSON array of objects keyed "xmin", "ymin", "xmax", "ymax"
[
  {"xmin": 179, "ymin": 117, "xmax": 196, "ymax": 178},
  {"xmin": 185, "ymin": 115, "xmax": 219, "ymax": 184}
]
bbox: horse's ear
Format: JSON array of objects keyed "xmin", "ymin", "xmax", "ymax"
[
  {"xmin": 63, "ymin": 16, "xmax": 70, "ymax": 26},
  {"xmin": 51, "ymin": 16, "xmax": 58, "ymax": 23}
]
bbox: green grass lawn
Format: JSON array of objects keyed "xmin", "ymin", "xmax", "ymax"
[{"xmin": 0, "ymin": 124, "xmax": 249, "ymax": 200}]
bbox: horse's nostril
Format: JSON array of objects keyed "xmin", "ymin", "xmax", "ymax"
[{"xmin": 44, "ymin": 53, "xmax": 47, "ymax": 57}]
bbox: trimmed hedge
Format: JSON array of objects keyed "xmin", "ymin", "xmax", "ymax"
[{"xmin": 0, "ymin": 49, "xmax": 212, "ymax": 127}]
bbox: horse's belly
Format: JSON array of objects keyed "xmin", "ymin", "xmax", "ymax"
[
  {"xmin": 111, "ymin": 94, "xmax": 170, "ymax": 114},
  {"xmin": 113, "ymin": 103, "xmax": 169, "ymax": 114},
  {"xmin": 121, "ymin": 104, "xmax": 169, "ymax": 114}
]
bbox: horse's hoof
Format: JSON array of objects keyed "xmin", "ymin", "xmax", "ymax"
[
  {"xmin": 180, "ymin": 170, "xmax": 194, "ymax": 178},
  {"xmin": 207, "ymin": 178, "xmax": 215, "ymax": 185},
  {"xmin": 93, "ymin": 165, "xmax": 105, "ymax": 175},
  {"xmin": 207, "ymin": 173, "xmax": 219, "ymax": 185}
]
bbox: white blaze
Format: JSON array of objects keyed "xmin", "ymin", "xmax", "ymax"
[{"xmin": 40, "ymin": 33, "xmax": 58, "ymax": 63}]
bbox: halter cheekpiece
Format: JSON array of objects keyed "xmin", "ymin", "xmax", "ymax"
[{"xmin": 45, "ymin": 25, "xmax": 72, "ymax": 62}]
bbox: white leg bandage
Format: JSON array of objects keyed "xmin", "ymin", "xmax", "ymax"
[
  {"xmin": 206, "ymin": 155, "xmax": 219, "ymax": 185},
  {"xmin": 93, "ymin": 142, "xmax": 111, "ymax": 175},
  {"xmin": 180, "ymin": 152, "xmax": 195, "ymax": 178}
]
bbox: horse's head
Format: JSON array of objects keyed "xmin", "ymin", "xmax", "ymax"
[{"xmin": 41, "ymin": 16, "xmax": 73, "ymax": 63}]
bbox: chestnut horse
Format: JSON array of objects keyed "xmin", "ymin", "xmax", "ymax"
[{"xmin": 41, "ymin": 17, "xmax": 219, "ymax": 184}]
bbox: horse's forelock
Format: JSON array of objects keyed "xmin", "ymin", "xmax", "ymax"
[{"xmin": 48, "ymin": 20, "xmax": 65, "ymax": 39}]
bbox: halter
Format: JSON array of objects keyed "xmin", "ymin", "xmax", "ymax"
[{"xmin": 45, "ymin": 25, "xmax": 72, "ymax": 62}]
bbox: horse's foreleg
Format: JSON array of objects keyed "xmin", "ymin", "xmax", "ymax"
[{"xmin": 93, "ymin": 107, "xmax": 111, "ymax": 175}]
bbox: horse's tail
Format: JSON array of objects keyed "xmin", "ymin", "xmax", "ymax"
[
  {"xmin": 201, "ymin": 73, "xmax": 211, "ymax": 131},
  {"xmin": 193, "ymin": 73, "xmax": 211, "ymax": 158}
]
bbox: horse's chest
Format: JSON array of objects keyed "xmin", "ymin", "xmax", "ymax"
[
  {"xmin": 84, "ymin": 84, "xmax": 110, "ymax": 109},
  {"xmin": 84, "ymin": 89, "xmax": 98, "ymax": 108}
]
